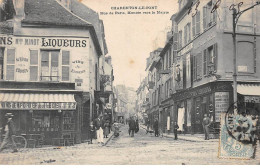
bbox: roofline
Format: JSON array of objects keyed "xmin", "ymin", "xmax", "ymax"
[{"xmin": 159, "ymin": 36, "xmax": 173, "ymax": 57}]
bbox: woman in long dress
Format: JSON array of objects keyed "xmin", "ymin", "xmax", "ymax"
[{"xmin": 104, "ymin": 120, "xmax": 110, "ymax": 138}]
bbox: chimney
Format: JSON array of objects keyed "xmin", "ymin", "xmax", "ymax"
[{"xmin": 13, "ymin": 0, "xmax": 25, "ymax": 18}]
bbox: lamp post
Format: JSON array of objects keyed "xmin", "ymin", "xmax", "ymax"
[{"xmin": 230, "ymin": 1, "xmax": 259, "ymax": 114}]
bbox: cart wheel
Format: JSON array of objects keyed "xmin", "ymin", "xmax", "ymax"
[{"xmin": 14, "ymin": 136, "xmax": 27, "ymax": 149}]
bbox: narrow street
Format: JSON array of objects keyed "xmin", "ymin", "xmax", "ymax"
[{"xmin": 0, "ymin": 125, "xmax": 259, "ymax": 165}]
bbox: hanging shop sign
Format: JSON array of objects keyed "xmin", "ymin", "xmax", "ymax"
[{"xmin": 0, "ymin": 102, "xmax": 77, "ymax": 110}]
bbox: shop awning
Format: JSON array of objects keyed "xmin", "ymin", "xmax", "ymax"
[
  {"xmin": 237, "ymin": 84, "xmax": 260, "ymax": 96},
  {"xmin": 237, "ymin": 84, "xmax": 260, "ymax": 103},
  {"xmin": 0, "ymin": 93, "xmax": 76, "ymax": 110}
]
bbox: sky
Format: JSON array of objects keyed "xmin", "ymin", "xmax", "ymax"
[{"xmin": 82, "ymin": 0, "xmax": 178, "ymax": 90}]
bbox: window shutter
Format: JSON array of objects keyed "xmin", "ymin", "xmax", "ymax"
[
  {"xmin": 196, "ymin": 11, "xmax": 201, "ymax": 35},
  {"xmin": 6, "ymin": 49, "xmax": 15, "ymax": 80},
  {"xmin": 203, "ymin": 6, "xmax": 207, "ymax": 30},
  {"xmin": 30, "ymin": 50, "xmax": 38, "ymax": 81},
  {"xmin": 197, "ymin": 52, "xmax": 202, "ymax": 79},
  {"xmin": 179, "ymin": 31, "xmax": 182, "ymax": 49},
  {"xmin": 193, "ymin": 54, "xmax": 197, "ymax": 81},
  {"xmin": 184, "ymin": 25, "xmax": 187, "ymax": 45},
  {"xmin": 203, "ymin": 49, "xmax": 207, "ymax": 76},
  {"xmin": 7, "ymin": 49, "xmax": 15, "ymax": 64},
  {"xmin": 192, "ymin": 16, "xmax": 196, "ymax": 38},
  {"xmin": 213, "ymin": 43, "xmax": 218, "ymax": 72},
  {"xmin": 62, "ymin": 50, "xmax": 70, "ymax": 81}
]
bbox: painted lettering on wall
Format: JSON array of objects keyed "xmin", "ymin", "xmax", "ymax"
[
  {"xmin": 0, "ymin": 102, "xmax": 77, "ymax": 110},
  {"xmin": 42, "ymin": 38, "xmax": 87, "ymax": 48},
  {"xmin": 71, "ymin": 60, "xmax": 85, "ymax": 74},
  {"xmin": 0, "ymin": 36, "xmax": 87, "ymax": 48}
]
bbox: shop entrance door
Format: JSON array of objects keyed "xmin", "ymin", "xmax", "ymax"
[{"xmin": 194, "ymin": 97, "xmax": 204, "ymax": 133}]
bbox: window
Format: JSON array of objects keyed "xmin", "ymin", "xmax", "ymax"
[
  {"xmin": 203, "ymin": 43, "xmax": 218, "ymax": 76},
  {"xmin": 192, "ymin": 11, "xmax": 201, "ymax": 37},
  {"xmin": 203, "ymin": 0, "xmax": 217, "ymax": 31},
  {"xmin": 193, "ymin": 52, "xmax": 202, "ymax": 81},
  {"xmin": 40, "ymin": 50, "xmax": 59, "ymax": 81},
  {"xmin": 6, "ymin": 49, "xmax": 15, "ymax": 80},
  {"xmin": 30, "ymin": 50, "xmax": 38, "ymax": 81},
  {"xmin": 184, "ymin": 23, "xmax": 191, "ymax": 45},
  {"xmin": 186, "ymin": 53, "xmax": 191, "ymax": 88},
  {"xmin": 237, "ymin": 41, "xmax": 254, "ymax": 73},
  {"xmin": 178, "ymin": 30, "xmax": 182, "ymax": 49},
  {"xmin": 0, "ymin": 47, "xmax": 4, "ymax": 79},
  {"xmin": 62, "ymin": 51, "xmax": 70, "ymax": 81}
]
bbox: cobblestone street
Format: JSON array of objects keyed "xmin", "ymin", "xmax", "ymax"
[{"xmin": 0, "ymin": 125, "xmax": 259, "ymax": 165}]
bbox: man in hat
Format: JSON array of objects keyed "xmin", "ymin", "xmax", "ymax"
[
  {"xmin": 202, "ymin": 114, "xmax": 211, "ymax": 140},
  {"xmin": 0, "ymin": 113, "xmax": 18, "ymax": 153},
  {"xmin": 94, "ymin": 114, "xmax": 104, "ymax": 144}
]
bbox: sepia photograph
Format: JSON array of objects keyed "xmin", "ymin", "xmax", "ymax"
[{"xmin": 0, "ymin": 0, "xmax": 260, "ymax": 165}]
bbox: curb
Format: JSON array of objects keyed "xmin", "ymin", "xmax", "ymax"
[{"xmin": 103, "ymin": 132, "xmax": 114, "ymax": 146}]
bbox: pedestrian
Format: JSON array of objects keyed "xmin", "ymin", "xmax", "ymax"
[
  {"xmin": 146, "ymin": 119, "xmax": 150, "ymax": 134},
  {"xmin": 89, "ymin": 121, "xmax": 95, "ymax": 144},
  {"xmin": 0, "ymin": 113, "xmax": 18, "ymax": 153},
  {"xmin": 174, "ymin": 122, "xmax": 179, "ymax": 140},
  {"xmin": 94, "ymin": 114, "xmax": 104, "ymax": 144},
  {"xmin": 202, "ymin": 114, "xmax": 211, "ymax": 140},
  {"xmin": 128, "ymin": 116, "xmax": 136, "ymax": 137},
  {"xmin": 103, "ymin": 120, "xmax": 110, "ymax": 138},
  {"xmin": 135, "ymin": 119, "xmax": 139, "ymax": 133},
  {"xmin": 153, "ymin": 119, "xmax": 159, "ymax": 137}
]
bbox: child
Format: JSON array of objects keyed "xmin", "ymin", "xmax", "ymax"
[
  {"xmin": 89, "ymin": 122, "xmax": 95, "ymax": 144},
  {"xmin": 174, "ymin": 122, "xmax": 179, "ymax": 140}
]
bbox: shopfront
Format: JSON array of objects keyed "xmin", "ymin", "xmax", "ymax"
[
  {"xmin": 237, "ymin": 84, "xmax": 260, "ymax": 116},
  {"xmin": 0, "ymin": 92, "xmax": 79, "ymax": 145},
  {"xmin": 172, "ymin": 81, "xmax": 233, "ymax": 134}
]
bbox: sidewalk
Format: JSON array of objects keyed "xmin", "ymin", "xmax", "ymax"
[{"xmin": 140, "ymin": 124, "xmax": 218, "ymax": 142}]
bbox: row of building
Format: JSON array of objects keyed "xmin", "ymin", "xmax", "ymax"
[
  {"xmin": 136, "ymin": 0, "xmax": 260, "ymax": 134},
  {"xmin": 114, "ymin": 85, "xmax": 137, "ymax": 123},
  {"xmin": 0, "ymin": 0, "xmax": 115, "ymax": 144}
]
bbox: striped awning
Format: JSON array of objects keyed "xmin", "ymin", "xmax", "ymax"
[
  {"xmin": 0, "ymin": 93, "xmax": 76, "ymax": 110},
  {"xmin": 237, "ymin": 84, "xmax": 260, "ymax": 96}
]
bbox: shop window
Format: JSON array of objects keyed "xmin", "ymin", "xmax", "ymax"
[
  {"xmin": 0, "ymin": 47, "xmax": 4, "ymax": 79},
  {"xmin": 63, "ymin": 111, "xmax": 75, "ymax": 131},
  {"xmin": 6, "ymin": 48, "xmax": 15, "ymax": 80},
  {"xmin": 30, "ymin": 50, "xmax": 38, "ymax": 81},
  {"xmin": 62, "ymin": 51, "xmax": 70, "ymax": 81},
  {"xmin": 31, "ymin": 111, "xmax": 60, "ymax": 132},
  {"xmin": 40, "ymin": 50, "xmax": 59, "ymax": 81}
]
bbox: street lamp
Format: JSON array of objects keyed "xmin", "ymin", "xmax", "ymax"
[{"xmin": 230, "ymin": 1, "xmax": 260, "ymax": 114}]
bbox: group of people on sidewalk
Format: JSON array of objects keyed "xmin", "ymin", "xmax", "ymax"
[
  {"xmin": 90, "ymin": 114, "xmax": 113, "ymax": 145},
  {"xmin": 147, "ymin": 119, "xmax": 179, "ymax": 140},
  {"xmin": 144, "ymin": 114, "xmax": 212, "ymax": 141}
]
